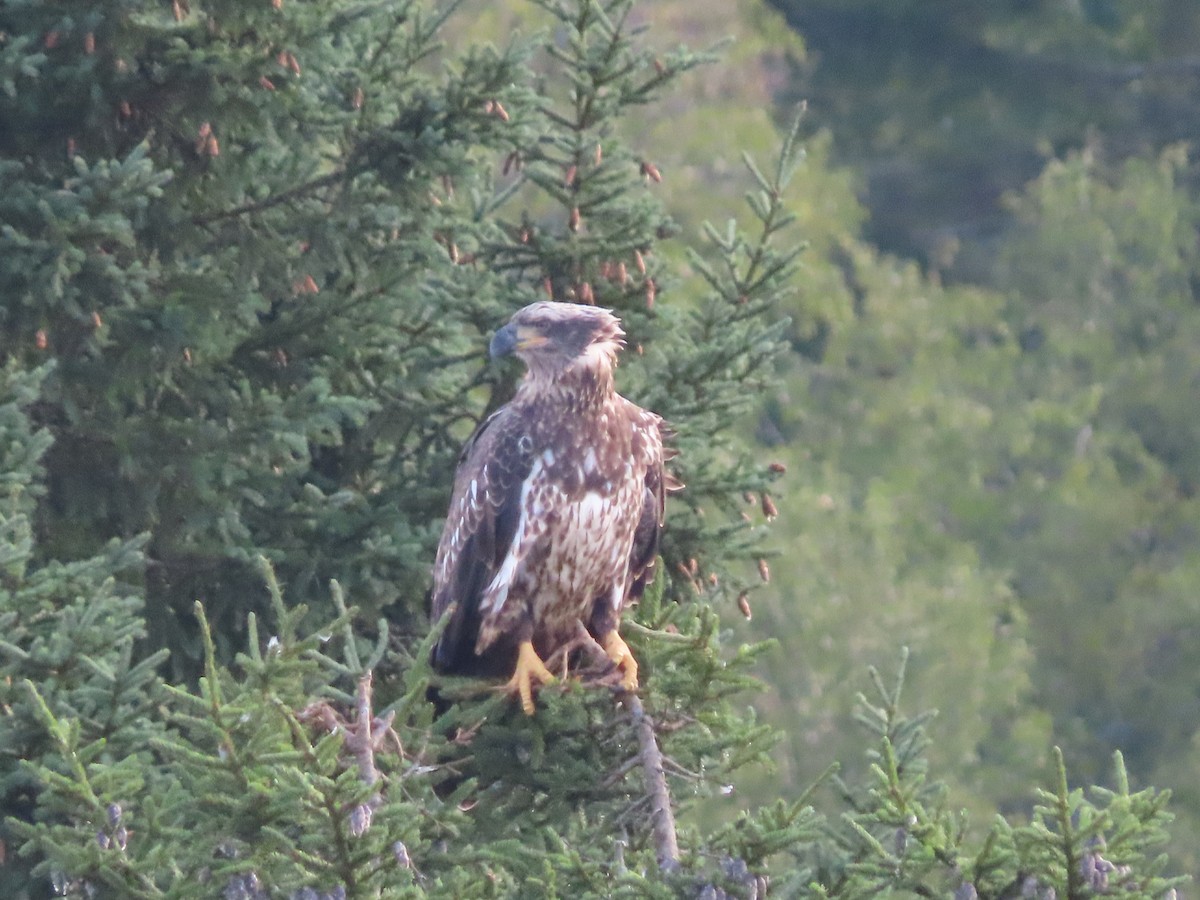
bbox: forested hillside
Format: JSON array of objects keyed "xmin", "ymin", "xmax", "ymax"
[
  {"xmin": 745, "ymin": 0, "xmax": 1200, "ymax": 875},
  {"xmin": 768, "ymin": 0, "xmax": 1200, "ymax": 277},
  {"xmin": 1, "ymin": 0, "xmax": 1197, "ymax": 895}
]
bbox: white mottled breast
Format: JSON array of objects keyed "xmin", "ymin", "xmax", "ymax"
[
  {"xmin": 531, "ymin": 482, "xmax": 641, "ymax": 627},
  {"xmin": 473, "ymin": 395, "xmax": 662, "ymax": 654}
]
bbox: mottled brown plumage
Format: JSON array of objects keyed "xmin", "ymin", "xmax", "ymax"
[{"xmin": 431, "ymin": 301, "xmax": 667, "ymax": 713}]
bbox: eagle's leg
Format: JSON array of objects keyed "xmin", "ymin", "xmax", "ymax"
[
  {"xmin": 503, "ymin": 640, "xmax": 557, "ymax": 715},
  {"xmin": 601, "ymin": 630, "xmax": 639, "ymax": 691}
]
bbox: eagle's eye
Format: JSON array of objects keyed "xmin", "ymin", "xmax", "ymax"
[{"xmin": 529, "ymin": 317, "xmax": 579, "ymax": 347}]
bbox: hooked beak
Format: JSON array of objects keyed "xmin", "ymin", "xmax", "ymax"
[{"xmin": 489, "ymin": 323, "xmax": 546, "ymax": 359}]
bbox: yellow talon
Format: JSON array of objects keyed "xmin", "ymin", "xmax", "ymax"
[
  {"xmin": 602, "ymin": 630, "xmax": 639, "ymax": 691},
  {"xmin": 503, "ymin": 640, "xmax": 557, "ymax": 715}
]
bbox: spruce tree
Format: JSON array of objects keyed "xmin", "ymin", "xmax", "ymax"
[
  {"xmin": 1, "ymin": 0, "xmax": 797, "ymax": 892},
  {"xmin": 0, "ymin": 0, "xmax": 1190, "ymax": 897},
  {"xmin": 2, "ymin": 0, "xmax": 549, "ymax": 667}
]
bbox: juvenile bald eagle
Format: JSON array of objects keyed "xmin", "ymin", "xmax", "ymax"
[{"xmin": 431, "ymin": 301, "xmax": 668, "ymax": 714}]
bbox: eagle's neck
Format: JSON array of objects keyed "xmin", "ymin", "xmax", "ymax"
[{"xmin": 520, "ymin": 350, "xmax": 617, "ymax": 413}]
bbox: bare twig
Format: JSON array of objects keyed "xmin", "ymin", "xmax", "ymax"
[
  {"xmin": 561, "ymin": 621, "xmax": 680, "ymax": 865},
  {"xmin": 350, "ymin": 673, "xmax": 382, "ymax": 785},
  {"xmin": 572, "ymin": 619, "xmax": 621, "ymax": 671},
  {"xmin": 561, "ymin": 621, "xmax": 680, "ymax": 866},
  {"xmin": 660, "ymin": 755, "xmax": 703, "ymax": 781},
  {"xmin": 601, "ymin": 754, "xmax": 642, "ymax": 789},
  {"xmin": 343, "ymin": 672, "xmax": 382, "ymax": 835},
  {"xmin": 610, "ymin": 793, "xmax": 653, "ymax": 830},
  {"xmin": 623, "ymin": 691, "xmax": 680, "ymax": 870},
  {"xmin": 192, "ymin": 170, "xmax": 346, "ymax": 226}
]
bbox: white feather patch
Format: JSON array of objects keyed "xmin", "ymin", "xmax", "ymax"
[{"xmin": 483, "ymin": 458, "xmax": 543, "ymax": 613}]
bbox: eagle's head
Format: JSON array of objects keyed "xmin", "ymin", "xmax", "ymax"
[{"xmin": 490, "ymin": 301, "xmax": 625, "ymax": 377}]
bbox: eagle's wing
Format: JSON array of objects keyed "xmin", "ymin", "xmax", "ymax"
[
  {"xmin": 625, "ymin": 417, "xmax": 670, "ymax": 604},
  {"xmin": 431, "ymin": 407, "xmax": 534, "ymax": 672}
]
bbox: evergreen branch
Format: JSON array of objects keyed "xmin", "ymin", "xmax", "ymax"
[
  {"xmin": 19, "ymin": 681, "xmax": 165, "ymax": 898},
  {"xmin": 272, "ymin": 699, "xmax": 364, "ymax": 891},
  {"xmin": 193, "ymin": 601, "xmax": 252, "ymax": 792},
  {"xmin": 194, "ymin": 602, "xmax": 223, "ymax": 711},
  {"xmin": 21, "ymin": 680, "xmax": 103, "ymax": 812},
  {"xmin": 623, "ymin": 619, "xmax": 697, "ymax": 643},
  {"xmin": 361, "ymin": 0, "xmax": 423, "ymax": 76},
  {"xmin": 0, "ymin": 637, "xmax": 30, "ymax": 660},
  {"xmin": 843, "ymin": 813, "xmax": 896, "ymax": 862},
  {"xmin": 330, "ymin": 579, "xmax": 362, "ymax": 673},
  {"xmin": 1050, "ymin": 746, "xmax": 1083, "ymax": 899}
]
